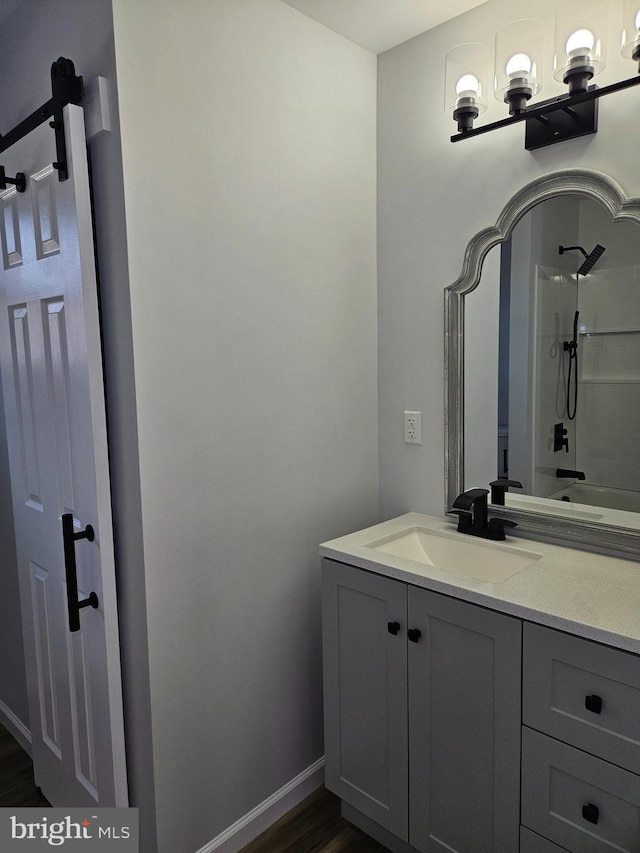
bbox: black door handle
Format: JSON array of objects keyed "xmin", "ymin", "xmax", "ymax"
[
  {"xmin": 582, "ymin": 803, "xmax": 599, "ymax": 824},
  {"xmin": 0, "ymin": 166, "xmax": 26, "ymax": 193},
  {"xmin": 407, "ymin": 628, "xmax": 421, "ymax": 643},
  {"xmin": 585, "ymin": 694, "xmax": 602, "ymax": 714},
  {"xmin": 62, "ymin": 513, "xmax": 99, "ymax": 633},
  {"xmin": 387, "ymin": 621, "xmax": 400, "ymax": 635}
]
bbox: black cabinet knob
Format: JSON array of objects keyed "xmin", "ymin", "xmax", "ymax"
[
  {"xmin": 407, "ymin": 628, "xmax": 421, "ymax": 643},
  {"xmin": 585, "ymin": 694, "xmax": 602, "ymax": 714},
  {"xmin": 387, "ymin": 621, "xmax": 400, "ymax": 636},
  {"xmin": 582, "ymin": 803, "xmax": 599, "ymax": 824}
]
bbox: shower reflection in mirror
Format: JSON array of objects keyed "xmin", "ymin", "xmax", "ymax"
[{"xmin": 465, "ymin": 195, "xmax": 640, "ymax": 517}]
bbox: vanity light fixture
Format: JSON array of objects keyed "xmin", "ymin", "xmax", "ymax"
[
  {"xmin": 445, "ymin": 43, "xmax": 491, "ymax": 133},
  {"xmin": 448, "ymin": 0, "xmax": 640, "ymax": 149},
  {"xmin": 494, "ymin": 20, "xmax": 543, "ymax": 116},
  {"xmin": 553, "ymin": 0, "xmax": 607, "ymax": 96},
  {"xmin": 622, "ymin": 0, "xmax": 640, "ymax": 68}
]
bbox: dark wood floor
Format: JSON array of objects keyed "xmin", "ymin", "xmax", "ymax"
[
  {"xmin": 0, "ymin": 723, "xmax": 49, "ymax": 807},
  {"xmin": 1, "ymin": 724, "xmax": 385, "ymax": 851},
  {"xmin": 239, "ymin": 786, "xmax": 390, "ymax": 853}
]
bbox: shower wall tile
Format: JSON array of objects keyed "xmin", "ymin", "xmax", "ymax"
[
  {"xmin": 577, "ymin": 383, "xmax": 640, "ymax": 491},
  {"xmin": 579, "ymin": 267, "xmax": 640, "ymax": 332},
  {"xmin": 527, "ymin": 266, "xmax": 640, "ymax": 499},
  {"xmin": 581, "ymin": 332, "xmax": 640, "ymax": 381},
  {"xmin": 532, "ymin": 270, "xmax": 577, "ymax": 496},
  {"xmin": 574, "ymin": 266, "xmax": 640, "ymax": 492}
]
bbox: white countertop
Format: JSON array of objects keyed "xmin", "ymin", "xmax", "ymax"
[
  {"xmin": 505, "ymin": 491, "xmax": 640, "ymax": 530},
  {"xmin": 319, "ymin": 513, "xmax": 640, "ymax": 655}
]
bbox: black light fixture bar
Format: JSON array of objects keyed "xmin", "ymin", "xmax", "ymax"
[
  {"xmin": 0, "ymin": 57, "xmax": 83, "ymax": 181},
  {"xmin": 451, "ymin": 73, "xmax": 640, "ymax": 149}
]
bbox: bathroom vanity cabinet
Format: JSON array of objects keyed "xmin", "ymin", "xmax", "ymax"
[
  {"xmin": 520, "ymin": 623, "xmax": 640, "ymax": 852},
  {"xmin": 322, "ymin": 558, "xmax": 522, "ymax": 853},
  {"xmin": 322, "ymin": 551, "xmax": 640, "ymax": 853}
]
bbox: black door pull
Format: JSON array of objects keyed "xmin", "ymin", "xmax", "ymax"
[
  {"xmin": 62, "ymin": 513, "xmax": 99, "ymax": 632},
  {"xmin": 582, "ymin": 803, "xmax": 599, "ymax": 824},
  {"xmin": 0, "ymin": 166, "xmax": 26, "ymax": 193},
  {"xmin": 387, "ymin": 621, "xmax": 400, "ymax": 635},
  {"xmin": 407, "ymin": 628, "xmax": 421, "ymax": 643},
  {"xmin": 585, "ymin": 694, "xmax": 602, "ymax": 714}
]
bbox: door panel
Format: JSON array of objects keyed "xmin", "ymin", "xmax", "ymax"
[
  {"xmin": 32, "ymin": 166, "xmax": 60, "ymax": 258},
  {"xmin": 42, "ymin": 298, "xmax": 76, "ymax": 517},
  {"xmin": 8, "ymin": 305, "xmax": 41, "ymax": 505},
  {"xmin": 66, "ymin": 626, "xmax": 97, "ymax": 797},
  {"xmin": 0, "ymin": 104, "xmax": 127, "ymax": 806},
  {"xmin": 31, "ymin": 561, "xmax": 62, "ymax": 755},
  {"xmin": 1, "ymin": 190, "xmax": 22, "ymax": 268}
]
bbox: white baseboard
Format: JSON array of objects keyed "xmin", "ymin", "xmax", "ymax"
[
  {"xmin": 194, "ymin": 757, "xmax": 325, "ymax": 853},
  {"xmin": 0, "ymin": 699, "xmax": 31, "ymax": 756}
]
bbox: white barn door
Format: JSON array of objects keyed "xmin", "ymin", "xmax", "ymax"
[{"xmin": 0, "ymin": 104, "xmax": 127, "ymax": 806}]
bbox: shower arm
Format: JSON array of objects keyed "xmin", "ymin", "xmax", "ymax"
[
  {"xmin": 558, "ymin": 244, "xmax": 607, "ymax": 277},
  {"xmin": 559, "ymin": 245, "xmax": 588, "ymax": 258}
]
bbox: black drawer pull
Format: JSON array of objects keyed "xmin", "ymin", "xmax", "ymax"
[
  {"xmin": 582, "ymin": 803, "xmax": 599, "ymax": 824},
  {"xmin": 387, "ymin": 621, "xmax": 400, "ymax": 635},
  {"xmin": 407, "ymin": 628, "xmax": 421, "ymax": 643},
  {"xmin": 585, "ymin": 694, "xmax": 602, "ymax": 714}
]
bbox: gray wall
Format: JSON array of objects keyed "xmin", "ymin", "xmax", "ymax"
[
  {"xmin": 111, "ymin": 1, "xmax": 378, "ymax": 851},
  {"xmin": 2, "ymin": 4, "xmax": 378, "ymax": 852},
  {"xmin": 377, "ymin": 0, "xmax": 640, "ymax": 520}
]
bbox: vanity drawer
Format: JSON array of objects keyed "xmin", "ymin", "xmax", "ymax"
[
  {"xmin": 521, "ymin": 727, "xmax": 640, "ymax": 853},
  {"xmin": 520, "ymin": 826, "xmax": 570, "ymax": 853},
  {"xmin": 523, "ymin": 622, "xmax": 640, "ymax": 773}
]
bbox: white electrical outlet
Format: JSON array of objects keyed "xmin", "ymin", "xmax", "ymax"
[{"xmin": 404, "ymin": 411, "xmax": 422, "ymax": 444}]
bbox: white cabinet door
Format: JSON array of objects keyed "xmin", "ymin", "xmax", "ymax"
[
  {"xmin": 322, "ymin": 560, "xmax": 522, "ymax": 852},
  {"xmin": 0, "ymin": 104, "xmax": 127, "ymax": 806},
  {"xmin": 322, "ymin": 559, "xmax": 408, "ymax": 840},
  {"xmin": 408, "ymin": 588, "xmax": 521, "ymax": 853}
]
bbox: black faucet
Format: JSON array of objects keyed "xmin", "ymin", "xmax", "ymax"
[
  {"xmin": 556, "ymin": 468, "xmax": 585, "ymax": 480},
  {"xmin": 453, "ymin": 488, "xmax": 489, "ymax": 530},
  {"xmin": 490, "ymin": 478, "xmax": 523, "ymax": 505},
  {"xmin": 452, "ymin": 488, "xmax": 517, "ymax": 541}
]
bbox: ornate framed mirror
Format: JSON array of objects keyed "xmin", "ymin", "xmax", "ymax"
[{"xmin": 445, "ymin": 169, "xmax": 640, "ymax": 555}]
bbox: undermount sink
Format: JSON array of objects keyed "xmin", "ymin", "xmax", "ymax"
[{"xmin": 368, "ymin": 528, "xmax": 540, "ymax": 583}]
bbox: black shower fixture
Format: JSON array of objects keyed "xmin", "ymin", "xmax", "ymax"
[
  {"xmin": 578, "ymin": 244, "xmax": 606, "ymax": 276},
  {"xmin": 558, "ymin": 244, "xmax": 606, "ymax": 276},
  {"xmin": 564, "ymin": 310, "xmax": 580, "ymax": 420}
]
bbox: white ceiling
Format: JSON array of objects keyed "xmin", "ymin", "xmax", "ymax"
[
  {"xmin": 0, "ymin": 1, "xmax": 488, "ymax": 56},
  {"xmin": 281, "ymin": 0, "xmax": 489, "ymax": 54}
]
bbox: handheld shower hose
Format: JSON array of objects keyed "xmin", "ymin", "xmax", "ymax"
[
  {"xmin": 558, "ymin": 243, "xmax": 606, "ymax": 420},
  {"xmin": 564, "ymin": 309, "xmax": 579, "ymax": 421}
]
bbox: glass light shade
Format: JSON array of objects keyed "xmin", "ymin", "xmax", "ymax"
[
  {"xmin": 553, "ymin": 0, "xmax": 607, "ymax": 91},
  {"xmin": 445, "ymin": 43, "xmax": 491, "ymax": 129},
  {"xmin": 621, "ymin": 0, "xmax": 640, "ymax": 61},
  {"xmin": 494, "ymin": 20, "xmax": 543, "ymax": 114}
]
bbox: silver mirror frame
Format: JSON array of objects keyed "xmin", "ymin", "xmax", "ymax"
[{"xmin": 445, "ymin": 169, "xmax": 640, "ymax": 556}]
